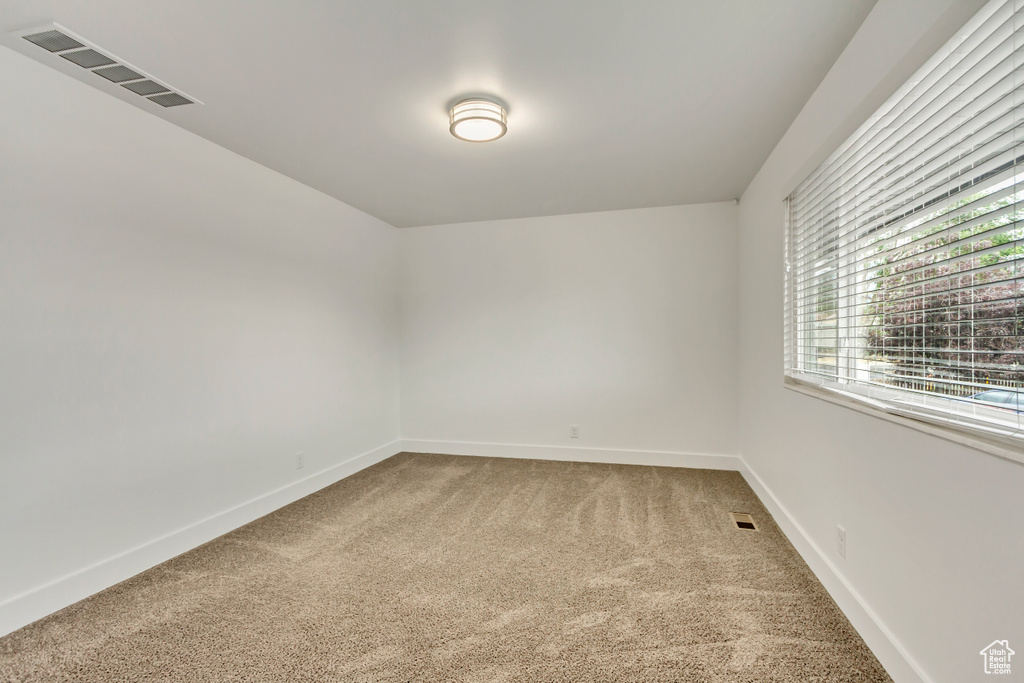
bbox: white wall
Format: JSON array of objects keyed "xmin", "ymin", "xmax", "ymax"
[
  {"xmin": 400, "ymin": 204, "xmax": 738, "ymax": 461},
  {"xmin": 0, "ymin": 47, "xmax": 401, "ymax": 634},
  {"xmin": 7, "ymin": 1, "xmax": 1021, "ymax": 677},
  {"xmin": 737, "ymin": 1, "xmax": 1024, "ymax": 682}
]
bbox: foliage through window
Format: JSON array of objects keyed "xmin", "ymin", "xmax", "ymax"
[{"xmin": 785, "ymin": 0, "xmax": 1024, "ymax": 456}]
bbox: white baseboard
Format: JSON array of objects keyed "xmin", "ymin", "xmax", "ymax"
[
  {"xmin": 736, "ymin": 458, "xmax": 929, "ymax": 683},
  {"xmin": 0, "ymin": 437, "xmax": 927, "ymax": 683},
  {"xmin": 0, "ymin": 440, "xmax": 403, "ymax": 639},
  {"xmin": 399, "ymin": 439, "xmax": 742, "ymax": 470}
]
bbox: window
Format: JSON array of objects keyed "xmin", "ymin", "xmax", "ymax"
[{"xmin": 785, "ymin": 0, "xmax": 1024, "ymax": 459}]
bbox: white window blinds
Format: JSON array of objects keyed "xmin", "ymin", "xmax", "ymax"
[{"xmin": 785, "ymin": 0, "xmax": 1024, "ymax": 452}]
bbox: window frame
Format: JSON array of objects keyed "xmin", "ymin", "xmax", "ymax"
[{"xmin": 782, "ymin": 0, "xmax": 1024, "ymax": 465}]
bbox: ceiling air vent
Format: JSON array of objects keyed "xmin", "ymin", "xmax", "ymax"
[
  {"xmin": 14, "ymin": 24, "xmax": 200, "ymax": 109},
  {"xmin": 122, "ymin": 80, "xmax": 170, "ymax": 96},
  {"xmin": 23, "ymin": 29, "xmax": 82, "ymax": 53},
  {"xmin": 148, "ymin": 92, "xmax": 193, "ymax": 108},
  {"xmin": 93, "ymin": 64, "xmax": 144, "ymax": 83},
  {"xmin": 60, "ymin": 49, "xmax": 114, "ymax": 69}
]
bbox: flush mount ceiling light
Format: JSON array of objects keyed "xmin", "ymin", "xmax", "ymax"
[{"xmin": 449, "ymin": 98, "xmax": 507, "ymax": 142}]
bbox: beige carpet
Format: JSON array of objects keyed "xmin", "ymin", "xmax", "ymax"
[{"xmin": 0, "ymin": 453, "xmax": 891, "ymax": 682}]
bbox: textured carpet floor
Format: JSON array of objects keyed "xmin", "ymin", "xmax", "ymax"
[{"xmin": 0, "ymin": 453, "xmax": 891, "ymax": 682}]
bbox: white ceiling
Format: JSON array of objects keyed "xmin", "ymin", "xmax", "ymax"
[{"xmin": 1, "ymin": 0, "xmax": 876, "ymax": 227}]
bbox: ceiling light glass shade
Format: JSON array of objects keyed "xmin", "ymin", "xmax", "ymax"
[{"xmin": 449, "ymin": 98, "xmax": 507, "ymax": 142}]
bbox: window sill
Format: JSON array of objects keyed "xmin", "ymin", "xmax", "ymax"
[{"xmin": 783, "ymin": 377, "xmax": 1024, "ymax": 466}]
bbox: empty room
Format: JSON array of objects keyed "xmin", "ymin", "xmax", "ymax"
[{"xmin": 1, "ymin": 0, "xmax": 1022, "ymax": 681}]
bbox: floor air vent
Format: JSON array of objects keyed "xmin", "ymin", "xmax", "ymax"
[
  {"xmin": 730, "ymin": 512, "xmax": 757, "ymax": 530},
  {"xmin": 15, "ymin": 25, "xmax": 200, "ymax": 108}
]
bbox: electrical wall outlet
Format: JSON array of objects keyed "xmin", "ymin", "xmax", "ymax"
[
  {"xmin": 296, "ymin": 452, "xmax": 305, "ymax": 470},
  {"xmin": 837, "ymin": 525, "xmax": 846, "ymax": 558},
  {"xmin": 570, "ymin": 425, "xmax": 579, "ymax": 439}
]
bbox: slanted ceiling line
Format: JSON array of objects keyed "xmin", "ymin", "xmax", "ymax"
[{"xmin": 13, "ymin": 23, "xmax": 202, "ymax": 108}]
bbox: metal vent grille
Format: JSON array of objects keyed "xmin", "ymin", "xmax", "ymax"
[
  {"xmin": 61, "ymin": 48, "xmax": 115, "ymax": 69},
  {"xmin": 148, "ymin": 93, "xmax": 192, "ymax": 107},
  {"xmin": 23, "ymin": 29, "xmax": 82, "ymax": 53},
  {"xmin": 730, "ymin": 513, "xmax": 757, "ymax": 530},
  {"xmin": 122, "ymin": 80, "xmax": 170, "ymax": 96},
  {"xmin": 93, "ymin": 64, "xmax": 144, "ymax": 83},
  {"xmin": 12, "ymin": 23, "xmax": 199, "ymax": 109}
]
